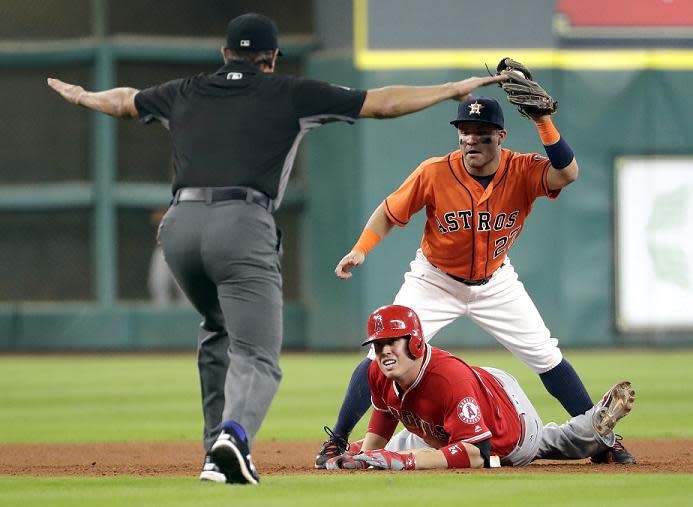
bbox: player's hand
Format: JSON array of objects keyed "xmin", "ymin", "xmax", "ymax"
[
  {"xmin": 335, "ymin": 250, "xmax": 365, "ymax": 280},
  {"xmin": 351, "ymin": 449, "xmax": 415, "ymax": 470},
  {"xmin": 450, "ymin": 75, "xmax": 508, "ymax": 102},
  {"xmin": 47, "ymin": 78, "xmax": 87, "ymax": 106},
  {"xmin": 325, "ymin": 451, "xmax": 367, "ymax": 470}
]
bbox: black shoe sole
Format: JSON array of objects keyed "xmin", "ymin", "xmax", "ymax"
[
  {"xmin": 315, "ymin": 451, "xmax": 345, "ymax": 469},
  {"xmin": 210, "ymin": 440, "xmax": 259, "ymax": 485}
]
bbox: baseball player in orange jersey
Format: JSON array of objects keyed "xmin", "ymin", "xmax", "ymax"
[{"xmin": 315, "ymin": 95, "xmax": 635, "ymax": 467}]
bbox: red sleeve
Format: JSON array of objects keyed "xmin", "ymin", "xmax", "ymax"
[
  {"xmin": 441, "ymin": 371, "xmax": 493, "ymax": 445},
  {"xmin": 367, "ymin": 361, "xmax": 387, "ymax": 410},
  {"xmin": 367, "ymin": 409, "xmax": 399, "ymax": 441},
  {"xmin": 383, "ymin": 160, "xmax": 433, "ymax": 227},
  {"xmin": 515, "ymin": 152, "xmax": 561, "ymax": 201},
  {"xmin": 366, "ymin": 362, "xmax": 398, "ymax": 440}
]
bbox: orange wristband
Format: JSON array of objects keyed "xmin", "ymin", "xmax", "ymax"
[
  {"xmin": 535, "ymin": 118, "xmax": 560, "ymax": 145},
  {"xmin": 353, "ymin": 229, "xmax": 382, "ymax": 255}
]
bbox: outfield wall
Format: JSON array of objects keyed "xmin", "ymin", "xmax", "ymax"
[
  {"xmin": 2, "ymin": 54, "xmax": 691, "ymax": 351},
  {"xmin": 2, "ymin": 1, "xmax": 693, "ymax": 351}
]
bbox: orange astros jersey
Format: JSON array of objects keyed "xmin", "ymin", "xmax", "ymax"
[{"xmin": 383, "ymin": 148, "xmax": 560, "ymax": 281}]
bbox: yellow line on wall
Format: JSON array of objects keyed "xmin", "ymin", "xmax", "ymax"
[
  {"xmin": 354, "ymin": 0, "xmax": 368, "ymax": 54},
  {"xmin": 353, "ymin": 1, "xmax": 693, "ymax": 71},
  {"xmin": 355, "ymin": 48, "xmax": 693, "ymax": 70}
]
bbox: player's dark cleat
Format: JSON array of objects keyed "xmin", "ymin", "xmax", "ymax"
[
  {"xmin": 591, "ymin": 382, "xmax": 636, "ymax": 465},
  {"xmin": 591, "ymin": 435, "xmax": 636, "ymax": 464},
  {"xmin": 315, "ymin": 426, "xmax": 349, "ymax": 469},
  {"xmin": 592, "ymin": 381, "xmax": 635, "ymax": 436},
  {"xmin": 209, "ymin": 422, "xmax": 260, "ymax": 484},
  {"xmin": 199, "ymin": 453, "xmax": 226, "ymax": 482}
]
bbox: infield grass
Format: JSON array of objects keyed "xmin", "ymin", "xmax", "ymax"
[
  {"xmin": 1, "ymin": 349, "xmax": 691, "ymax": 442},
  {"xmin": 1, "ymin": 350, "xmax": 692, "ymax": 507},
  {"xmin": 1, "ymin": 474, "xmax": 692, "ymax": 507}
]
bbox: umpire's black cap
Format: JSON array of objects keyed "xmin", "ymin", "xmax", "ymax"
[
  {"xmin": 450, "ymin": 96, "xmax": 504, "ymax": 130},
  {"xmin": 225, "ymin": 13, "xmax": 283, "ymax": 55}
]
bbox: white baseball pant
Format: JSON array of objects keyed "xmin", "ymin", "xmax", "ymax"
[{"xmin": 368, "ymin": 249, "xmax": 563, "ymax": 373}]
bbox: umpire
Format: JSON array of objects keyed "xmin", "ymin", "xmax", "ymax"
[{"xmin": 47, "ymin": 13, "xmax": 505, "ymax": 485}]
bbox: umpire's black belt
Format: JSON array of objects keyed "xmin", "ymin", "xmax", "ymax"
[{"xmin": 174, "ymin": 186, "xmax": 272, "ymax": 210}]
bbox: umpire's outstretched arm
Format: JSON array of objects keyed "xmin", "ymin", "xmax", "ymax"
[
  {"xmin": 47, "ymin": 78, "xmax": 139, "ymax": 119},
  {"xmin": 47, "ymin": 74, "xmax": 506, "ymax": 121},
  {"xmin": 359, "ymin": 75, "xmax": 506, "ymax": 119}
]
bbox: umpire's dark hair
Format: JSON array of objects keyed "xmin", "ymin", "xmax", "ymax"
[{"xmin": 225, "ymin": 49, "xmax": 275, "ymax": 68}]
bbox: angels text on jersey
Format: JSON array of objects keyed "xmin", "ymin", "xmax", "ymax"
[{"xmin": 387, "ymin": 406, "xmax": 449, "ymax": 442}]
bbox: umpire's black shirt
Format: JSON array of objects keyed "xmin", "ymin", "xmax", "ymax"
[{"xmin": 135, "ymin": 60, "xmax": 367, "ymax": 210}]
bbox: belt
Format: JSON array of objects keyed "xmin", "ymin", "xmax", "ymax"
[
  {"xmin": 442, "ymin": 263, "xmax": 504, "ymax": 286},
  {"xmin": 174, "ymin": 187, "xmax": 271, "ymax": 210},
  {"xmin": 446, "ymin": 273, "xmax": 491, "ymax": 286}
]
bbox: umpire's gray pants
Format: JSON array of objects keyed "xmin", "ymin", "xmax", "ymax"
[{"xmin": 159, "ymin": 199, "xmax": 283, "ymax": 450}]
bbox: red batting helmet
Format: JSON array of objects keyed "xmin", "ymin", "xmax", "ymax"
[{"xmin": 362, "ymin": 305, "xmax": 425, "ymax": 358}]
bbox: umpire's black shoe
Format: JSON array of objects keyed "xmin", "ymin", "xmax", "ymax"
[
  {"xmin": 591, "ymin": 435, "xmax": 637, "ymax": 464},
  {"xmin": 199, "ymin": 453, "xmax": 226, "ymax": 482},
  {"xmin": 209, "ymin": 422, "xmax": 260, "ymax": 484},
  {"xmin": 315, "ymin": 426, "xmax": 349, "ymax": 469}
]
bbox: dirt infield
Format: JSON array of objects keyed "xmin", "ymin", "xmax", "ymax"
[{"xmin": 1, "ymin": 439, "xmax": 691, "ymax": 476}]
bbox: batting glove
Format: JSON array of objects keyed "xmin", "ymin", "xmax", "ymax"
[
  {"xmin": 325, "ymin": 452, "xmax": 367, "ymax": 470},
  {"xmin": 353, "ymin": 449, "xmax": 416, "ymax": 470}
]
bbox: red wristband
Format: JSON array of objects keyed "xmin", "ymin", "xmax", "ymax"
[
  {"xmin": 403, "ymin": 452, "xmax": 416, "ymax": 470},
  {"xmin": 440, "ymin": 442, "xmax": 471, "ymax": 468}
]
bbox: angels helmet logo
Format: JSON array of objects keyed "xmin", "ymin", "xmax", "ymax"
[
  {"xmin": 468, "ymin": 101, "xmax": 484, "ymax": 115},
  {"xmin": 373, "ymin": 314, "xmax": 384, "ymax": 333},
  {"xmin": 457, "ymin": 397, "xmax": 482, "ymax": 424}
]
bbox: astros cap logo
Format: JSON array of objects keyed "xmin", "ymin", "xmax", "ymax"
[{"xmin": 468, "ymin": 101, "xmax": 484, "ymax": 115}]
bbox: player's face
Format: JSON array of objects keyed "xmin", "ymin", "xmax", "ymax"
[
  {"xmin": 457, "ymin": 122, "xmax": 506, "ymax": 173},
  {"xmin": 373, "ymin": 337, "xmax": 417, "ymax": 380}
]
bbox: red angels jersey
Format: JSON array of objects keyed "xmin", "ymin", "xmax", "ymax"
[
  {"xmin": 367, "ymin": 346, "xmax": 521, "ymax": 458},
  {"xmin": 383, "ymin": 148, "xmax": 559, "ymax": 280}
]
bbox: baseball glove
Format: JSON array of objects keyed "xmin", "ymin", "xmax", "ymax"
[{"xmin": 496, "ymin": 57, "xmax": 558, "ymax": 119}]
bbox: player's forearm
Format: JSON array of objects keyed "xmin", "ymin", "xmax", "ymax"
[
  {"xmin": 364, "ymin": 203, "xmax": 394, "ymax": 238},
  {"xmin": 352, "ymin": 203, "xmax": 394, "ymax": 255},
  {"xmin": 360, "ymin": 432, "xmax": 389, "ymax": 452},
  {"xmin": 534, "ymin": 117, "xmax": 579, "ymax": 189},
  {"xmin": 435, "ymin": 441, "xmax": 485, "ymax": 469},
  {"xmin": 409, "ymin": 448, "xmax": 456, "ymax": 469}
]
